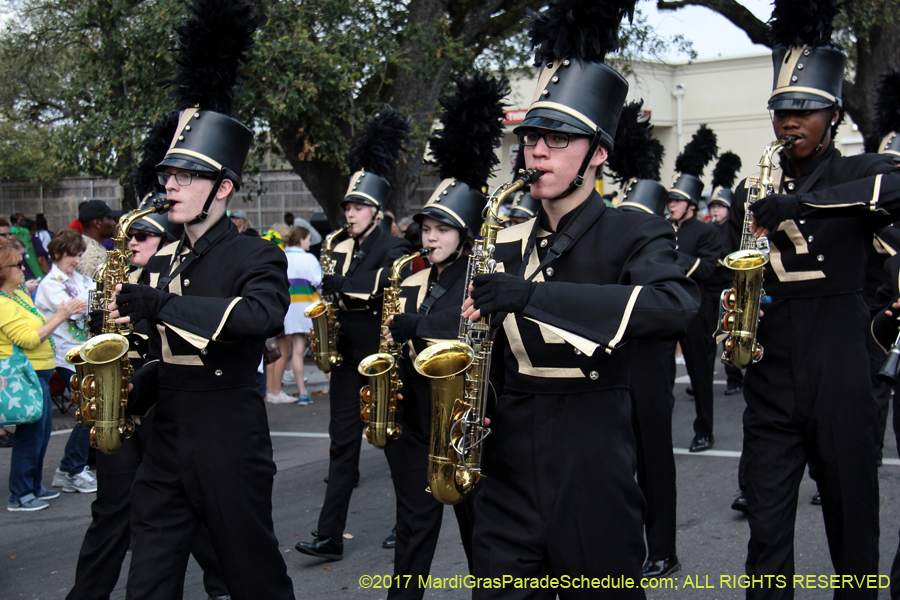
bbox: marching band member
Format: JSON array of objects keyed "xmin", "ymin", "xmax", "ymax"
[
  {"xmin": 461, "ymin": 1, "xmax": 699, "ymax": 595},
  {"xmin": 296, "ymin": 111, "xmax": 412, "ymax": 562},
  {"xmin": 382, "ymin": 73, "xmax": 508, "ymax": 598},
  {"xmin": 729, "ymin": 1, "xmax": 900, "ymax": 596}
]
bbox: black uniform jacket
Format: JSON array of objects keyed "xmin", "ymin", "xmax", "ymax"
[
  {"xmin": 673, "ymin": 216, "xmax": 724, "ymax": 298},
  {"xmin": 727, "ymin": 145, "xmax": 900, "ymax": 298},
  {"xmin": 490, "ymin": 191, "xmax": 700, "ymax": 395},
  {"xmin": 396, "ymin": 257, "xmax": 468, "ymax": 369},
  {"xmin": 133, "ymin": 216, "xmax": 289, "ymax": 398},
  {"xmin": 331, "ymin": 225, "xmax": 411, "ymax": 366}
]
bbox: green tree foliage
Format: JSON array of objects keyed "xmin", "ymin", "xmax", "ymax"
[{"xmin": 0, "ymin": 0, "xmax": 693, "ymax": 220}]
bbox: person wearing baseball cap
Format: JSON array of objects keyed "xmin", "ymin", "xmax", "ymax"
[{"xmin": 75, "ymin": 200, "xmax": 122, "ymax": 279}]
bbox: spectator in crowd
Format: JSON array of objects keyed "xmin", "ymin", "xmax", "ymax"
[
  {"xmin": 282, "ymin": 226, "xmax": 321, "ymax": 405},
  {"xmin": 230, "ymin": 209, "xmax": 259, "ymax": 237},
  {"xmin": 284, "ymin": 212, "xmax": 295, "ymax": 227},
  {"xmin": 34, "ymin": 230, "xmax": 97, "ymax": 495},
  {"xmin": 76, "ymin": 201, "xmax": 120, "ymax": 278},
  {"xmin": 16, "ymin": 218, "xmax": 50, "ymax": 276},
  {"xmin": 34, "ymin": 214, "xmax": 53, "ymax": 249},
  {"xmin": 1, "ymin": 238, "xmax": 87, "ymax": 512}
]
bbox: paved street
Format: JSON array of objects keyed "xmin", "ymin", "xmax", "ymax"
[{"xmin": 2, "ymin": 360, "xmax": 899, "ymax": 599}]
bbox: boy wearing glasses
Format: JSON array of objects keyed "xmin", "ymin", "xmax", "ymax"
[
  {"xmin": 458, "ymin": 2, "xmax": 699, "ymax": 594},
  {"xmin": 105, "ymin": 3, "xmax": 295, "ymax": 598}
]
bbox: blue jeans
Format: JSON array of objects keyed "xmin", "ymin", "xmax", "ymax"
[
  {"xmin": 57, "ymin": 366, "xmax": 90, "ymax": 476},
  {"xmin": 8, "ymin": 369, "xmax": 54, "ymax": 503}
]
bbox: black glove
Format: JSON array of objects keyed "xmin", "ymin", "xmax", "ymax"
[
  {"xmin": 470, "ymin": 273, "xmax": 537, "ymax": 316},
  {"xmin": 749, "ymin": 193, "xmax": 802, "ymax": 232},
  {"xmin": 388, "ymin": 313, "xmax": 422, "ymax": 345},
  {"xmin": 116, "ymin": 284, "xmax": 173, "ymax": 325},
  {"xmin": 321, "ymin": 274, "xmax": 345, "ymax": 297},
  {"xmin": 88, "ymin": 310, "xmax": 104, "ymax": 335}
]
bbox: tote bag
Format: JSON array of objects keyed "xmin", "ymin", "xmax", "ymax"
[{"xmin": 0, "ymin": 345, "xmax": 44, "ymax": 427}]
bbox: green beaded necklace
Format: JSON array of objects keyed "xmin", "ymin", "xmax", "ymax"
[{"xmin": 0, "ymin": 285, "xmax": 56, "ymax": 350}]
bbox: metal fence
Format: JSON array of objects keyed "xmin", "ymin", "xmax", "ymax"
[{"xmin": 0, "ymin": 170, "xmax": 441, "ymax": 233}]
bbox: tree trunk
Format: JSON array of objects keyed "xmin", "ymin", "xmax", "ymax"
[{"xmin": 277, "ymin": 128, "xmax": 349, "ymax": 229}]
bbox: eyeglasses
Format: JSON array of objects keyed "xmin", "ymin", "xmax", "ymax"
[
  {"xmin": 128, "ymin": 231, "xmax": 159, "ymax": 243},
  {"xmin": 0, "ymin": 233, "xmax": 12, "ymax": 238},
  {"xmin": 517, "ymin": 131, "xmax": 577, "ymax": 149},
  {"xmin": 157, "ymin": 171, "xmax": 216, "ymax": 187},
  {"xmin": 1, "ymin": 262, "xmax": 23, "ymax": 270}
]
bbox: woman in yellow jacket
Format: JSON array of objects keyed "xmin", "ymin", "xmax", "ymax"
[{"xmin": 0, "ymin": 240, "xmax": 87, "ymax": 512}]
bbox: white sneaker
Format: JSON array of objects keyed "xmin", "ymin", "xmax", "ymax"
[
  {"xmin": 52, "ymin": 468, "xmax": 69, "ymax": 488},
  {"xmin": 266, "ymin": 392, "xmax": 296, "ymax": 404},
  {"xmin": 62, "ymin": 467, "xmax": 97, "ymax": 494}
]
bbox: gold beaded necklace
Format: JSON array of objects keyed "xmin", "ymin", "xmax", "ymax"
[{"xmin": 0, "ymin": 285, "xmax": 56, "ymax": 350}]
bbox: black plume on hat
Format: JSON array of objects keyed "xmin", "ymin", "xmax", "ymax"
[
  {"xmin": 428, "ymin": 72, "xmax": 508, "ymax": 190},
  {"xmin": 675, "ymin": 125, "xmax": 718, "ymax": 178},
  {"xmin": 528, "ymin": 0, "xmax": 636, "ymax": 66},
  {"xmin": 348, "ymin": 111, "xmax": 410, "ymax": 186},
  {"xmin": 512, "ymin": 144, "xmax": 527, "ymax": 175},
  {"xmin": 131, "ymin": 112, "xmax": 180, "ymax": 199},
  {"xmin": 711, "ymin": 151, "xmax": 742, "ymax": 191},
  {"xmin": 768, "ymin": 0, "xmax": 840, "ymax": 49},
  {"xmin": 607, "ymin": 100, "xmax": 664, "ymax": 184},
  {"xmin": 160, "ymin": 0, "xmax": 265, "ymax": 115},
  {"xmin": 867, "ymin": 68, "xmax": 900, "ymax": 153}
]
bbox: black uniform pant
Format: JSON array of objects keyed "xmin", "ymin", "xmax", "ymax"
[
  {"xmin": 317, "ymin": 363, "xmax": 368, "ymax": 539},
  {"xmin": 126, "ymin": 387, "xmax": 295, "ymax": 600},
  {"xmin": 682, "ymin": 294, "xmax": 718, "ymax": 439},
  {"xmin": 66, "ymin": 410, "xmax": 227, "ymax": 600},
  {"xmin": 384, "ymin": 378, "xmax": 478, "ymax": 600},
  {"xmin": 631, "ymin": 341, "xmax": 677, "ymax": 561},
  {"xmin": 740, "ymin": 295, "xmax": 879, "ymax": 600},
  {"xmin": 473, "ymin": 389, "xmax": 646, "ymax": 600},
  {"xmin": 868, "ymin": 333, "xmax": 894, "ymax": 459}
]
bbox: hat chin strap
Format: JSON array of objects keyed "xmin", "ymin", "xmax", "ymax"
[
  {"xmin": 548, "ymin": 134, "xmax": 602, "ymax": 201},
  {"xmin": 189, "ymin": 169, "xmax": 227, "ymax": 225}
]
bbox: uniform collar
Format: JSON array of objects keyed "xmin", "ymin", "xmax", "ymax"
[
  {"xmin": 537, "ymin": 190, "xmax": 605, "ymax": 234},
  {"xmin": 780, "ymin": 142, "xmax": 840, "ymax": 178}
]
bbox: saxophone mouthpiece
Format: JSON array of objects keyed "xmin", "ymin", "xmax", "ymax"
[
  {"xmin": 516, "ymin": 168, "xmax": 544, "ymax": 186},
  {"xmin": 781, "ymin": 135, "xmax": 797, "ymax": 149},
  {"xmin": 418, "ymin": 248, "xmax": 433, "ymax": 257},
  {"xmin": 153, "ymin": 197, "xmax": 173, "ymax": 213}
]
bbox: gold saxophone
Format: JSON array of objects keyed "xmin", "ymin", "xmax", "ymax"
[
  {"xmin": 414, "ymin": 168, "xmax": 543, "ymax": 505},
  {"xmin": 358, "ymin": 248, "xmax": 432, "ymax": 450},
  {"xmin": 720, "ymin": 136, "xmax": 794, "ymax": 368},
  {"xmin": 69, "ymin": 197, "xmax": 172, "ymax": 454},
  {"xmin": 305, "ymin": 225, "xmax": 350, "ymax": 373}
]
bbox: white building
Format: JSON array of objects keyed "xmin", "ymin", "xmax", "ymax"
[{"xmin": 493, "ymin": 53, "xmax": 863, "ymax": 196}]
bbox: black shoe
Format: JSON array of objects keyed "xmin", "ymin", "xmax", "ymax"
[
  {"xmin": 725, "ymin": 384, "xmax": 743, "ymax": 396},
  {"xmin": 207, "ymin": 595, "xmax": 231, "ymax": 600},
  {"xmin": 296, "ymin": 536, "xmax": 343, "ymax": 561},
  {"xmin": 0, "ymin": 432, "xmax": 11, "ymax": 448},
  {"xmin": 642, "ymin": 556, "xmax": 681, "ymax": 578},
  {"xmin": 685, "ymin": 387, "xmax": 695, "ymax": 397},
  {"xmin": 383, "ymin": 529, "xmax": 396, "ymax": 549},
  {"xmin": 731, "ymin": 494, "xmax": 748, "ymax": 514},
  {"xmin": 810, "ymin": 491, "xmax": 822, "ymax": 506},
  {"xmin": 689, "ymin": 435, "xmax": 714, "ymax": 452}
]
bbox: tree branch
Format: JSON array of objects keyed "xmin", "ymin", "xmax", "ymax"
[{"xmin": 657, "ymin": 0, "xmax": 771, "ymax": 47}]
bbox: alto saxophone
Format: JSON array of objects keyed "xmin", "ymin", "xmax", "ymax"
[
  {"xmin": 358, "ymin": 248, "xmax": 432, "ymax": 450},
  {"xmin": 305, "ymin": 225, "xmax": 350, "ymax": 373},
  {"xmin": 720, "ymin": 136, "xmax": 794, "ymax": 368},
  {"xmin": 69, "ymin": 196, "xmax": 171, "ymax": 454},
  {"xmin": 414, "ymin": 168, "xmax": 543, "ymax": 505}
]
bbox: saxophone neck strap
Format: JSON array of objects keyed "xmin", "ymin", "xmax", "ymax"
[
  {"xmin": 419, "ymin": 264, "xmax": 465, "ymax": 315},
  {"xmin": 517, "ymin": 194, "xmax": 605, "ymax": 281}
]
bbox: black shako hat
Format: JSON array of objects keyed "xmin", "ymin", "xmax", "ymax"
[
  {"xmin": 767, "ymin": 0, "xmax": 845, "ymax": 111},
  {"xmin": 508, "ymin": 190, "xmax": 541, "ymax": 220},
  {"xmin": 156, "ymin": 0, "xmax": 263, "ymax": 194},
  {"xmin": 514, "ymin": 0, "xmax": 634, "ymax": 153},
  {"xmin": 341, "ymin": 111, "xmax": 410, "ymax": 211},
  {"xmin": 668, "ymin": 125, "xmax": 717, "ymax": 206},
  {"xmin": 708, "ymin": 151, "xmax": 742, "ymax": 209},
  {"xmin": 606, "ymin": 100, "xmax": 666, "ymax": 217},
  {"xmin": 416, "ymin": 73, "xmax": 508, "ymax": 239}
]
